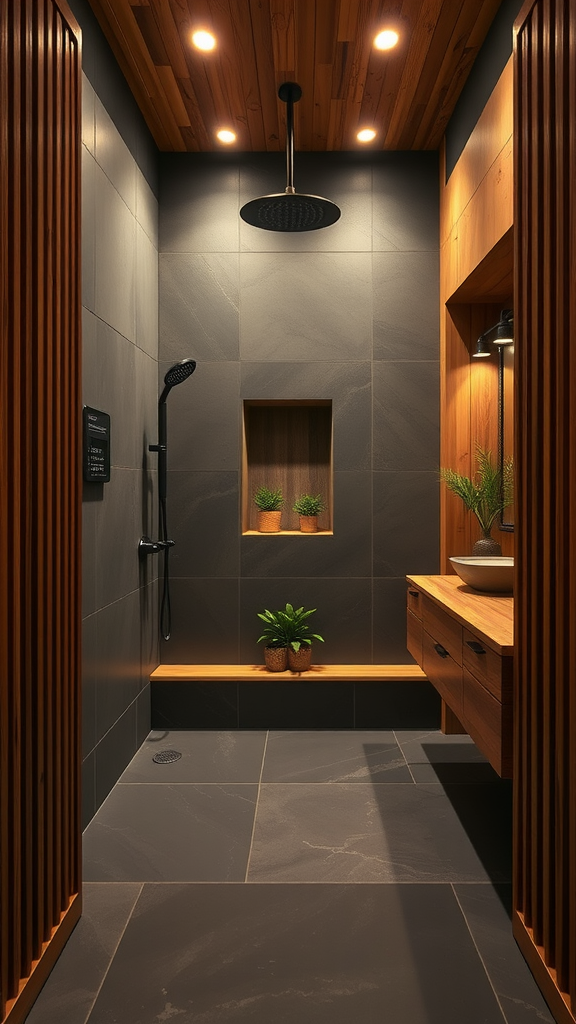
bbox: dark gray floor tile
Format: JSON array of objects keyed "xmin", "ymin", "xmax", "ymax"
[
  {"xmin": 120, "ymin": 730, "xmax": 267, "ymax": 783},
  {"xmin": 26, "ymin": 883, "xmax": 141, "ymax": 1024},
  {"xmin": 248, "ymin": 782, "xmax": 510, "ymax": 883},
  {"xmin": 410, "ymin": 761, "xmax": 502, "ymax": 784},
  {"xmin": 454, "ymin": 884, "xmax": 555, "ymax": 1024},
  {"xmin": 395, "ymin": 728, "xmax": 489, "ymax": 764},
  {"xmin": 262, "ymin": 730, "xmax": 411, "ymax": 783},
  {"xmin": 86, "ymin": 882, "xmax": 507, "ymax": 1024},
  {"xmin": 83, "ymin": 782, "xmax": 257, "ymax": 881}
]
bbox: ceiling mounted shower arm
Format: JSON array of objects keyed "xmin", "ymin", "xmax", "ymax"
[{"xmin": 279, "ymin": 81, "xmax": 301, "ymax": 194}]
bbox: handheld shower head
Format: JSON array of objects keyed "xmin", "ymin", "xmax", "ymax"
[{"xmin": 159, "ymin": 358, "xmax": 197, "ymax": 404}]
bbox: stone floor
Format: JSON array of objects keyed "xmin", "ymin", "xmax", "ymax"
[{"xmin": 28, "ymin": 729, "xmax": 554, "ymax": 1024}]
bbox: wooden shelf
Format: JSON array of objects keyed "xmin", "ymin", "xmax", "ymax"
[
  {"xmin": 243, "ymin": 530, "xmax": 334, "ymax": 536},
  {"xmin": 151, "ymin": 664, "xmax": 428, "ymax": 683}
]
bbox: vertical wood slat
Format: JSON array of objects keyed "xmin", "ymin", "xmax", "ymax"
[
  {"xmin": 0, "ymin": 1, "xmax": 82, "ymax": 1022},
  {"xmin": 513, "ymin": 1, "xmax": 576, "ymax": 1022}
]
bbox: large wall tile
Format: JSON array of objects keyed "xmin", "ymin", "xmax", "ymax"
[
  {"xmin": 159, "ymin": 154, "xmax": 240, "ymax": 253},
  {"xmin": 373, "ymin": 152, "xmax": 439, "ymax": 252},
  {"xmin": 96, "ymin": 320, "xmax": 138, "ymax": 469},
  {"xmin": 239, "ymin": 153, "xmax": 372, "ymax": 253},
  {"xmin": 136, "ymin": 165, "xmax": 158, "ymax": 244},
  {"xmin": 82, "ymin": 752, "xmax": 96, "ymax": 830},
  {"xmin": 373, "ymin": 472, "xmax": 440, "ymax": 576},
  {"xmin": 161, "ymin": 361, "xmax": 240, "ymax": 472},
  {"xmin": 167, "ymin": 471, "xmax": 240, "ymax": 578},
  {"xmin": 82, "ymin": 614, "xmax": 98, "ymax": 755},
  {"xmin": 94, "ymin": 592, "xmax": 144, "ymax": 741},
  {"xmin": 95, "ymin": 96, "xmax": 136, "ymax": 214},
  {"xmin": 239, "ymin": 253, "xmax": 372, "ymax": 361},
  {"xmin": 161, "ymin": 578, "xmax": 240, "ymax": 664},
  {"xmin": 159, "ymin": 253, "xmax": 239, "ymax": 362},
  {"xmin": 240, "ymin": 361, "xmax": 372, "ymax": 472},
  {"xmin": 81, "ymin": 146, "xmax": 96, "ymax": 312},
  {"xmin": 135, "ymin": 224, "xmax": 158, "ymax": 359},
  {"xmin": 94, "ymin": 168, "xmax": 136, "ymax": 342},
  {"xmin": 239, "ymin": 578, "xmax": 372, "ymax": 664},
  {"xmin": 373, "ymin": 252, "xmax": 440, "ymax": 360},
  {"xmin": 81, "ymin": 73, "xmax": 95, "ymax": 154},
  {"xmin": 373, "ymin": 361, "xmax": 439, "ymax": 471},
  {"xmin": 241, "ymin": 472, "xmax": 372, "ymax": 579},
  {"xmin": 94, "ymin": 703, "xmax": 140, "ymax": 809},
  {"xmin": 373, "ymin": 578, "xmax": 414, "ymax": 663},
  {"xmin": 94, "ymin": 468, "xmax": 141, "ymax": 609}
]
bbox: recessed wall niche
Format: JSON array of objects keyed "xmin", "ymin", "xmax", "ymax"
[{"xmin": 242, "ymin": 401, "xmax": 333, "ymax": 534}]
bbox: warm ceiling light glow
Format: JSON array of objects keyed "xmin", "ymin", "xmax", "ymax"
[
  {"xmin": 357, "ymin": 128, "xmax": 377, "ymax": 143},
  {"xmin": 374, "ymin": 29, "xmax": 399, "ymax": 50},
  {"xmin": 192, "ymin": 30, "xmax": 216, "ymax": 51},
  {"xmin": 216, "ymin": 129, "xmax": 236, "ymax": 144}
]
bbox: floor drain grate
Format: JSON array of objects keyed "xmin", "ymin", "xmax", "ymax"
[{"xmin": 152, "ymin": 749, "xmax": 182, "ymax": 764}]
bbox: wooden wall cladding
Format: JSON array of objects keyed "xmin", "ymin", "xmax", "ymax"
[
  {"xmin": 513, "ymin": 2, "xmax": 576, "ymax": 1022},
  {"xmin": 0, "ymin": 2, "xmax": 82, "ymax": 1022},
  {"xmin": 439, "ymin": 58, "xmax": 515, "ymax": 573}
]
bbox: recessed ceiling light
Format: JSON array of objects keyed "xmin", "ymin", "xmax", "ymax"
[
  {"xmin": 216, "ymin": 129, "xmax": 236, "ymax": 144},
  {"xmin": 374, "ymin": 29, "xmax": 399, "ymax": 50},
  {"xmin": 357, "ymin": 128, "xmax": 377, "ymax": 143},
  {"xmin": 192, "ymin": 30, "xmax": 216, "ymax": 51}
]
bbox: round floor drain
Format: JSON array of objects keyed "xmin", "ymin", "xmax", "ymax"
[{"xmin": 152, "ymin": 749, "xmax": 182, "ymax": 764}]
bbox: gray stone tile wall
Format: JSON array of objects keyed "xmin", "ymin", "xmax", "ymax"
[
  {"xmin": 81, "ymin": 72, "xmax": 159, "ymax": 824},
  {"xmin": 158, "ymin": 151, "xmax": 440, "ymax": 666}
]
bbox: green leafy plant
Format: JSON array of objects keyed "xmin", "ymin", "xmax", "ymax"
[
  {"xmin": 257, "ymin": 602, "xmax": 324, "ymax": 653},
  {"xmin": 254, "ymin": 485, "xmax": 284, "ymax": 512},
  {"xmin": 292, "ymin": 493, "xmax": 326, "ymax": 517},
  {"xmin": 441, "ymin": 445, "xmax": 513, "ymax": 538}
]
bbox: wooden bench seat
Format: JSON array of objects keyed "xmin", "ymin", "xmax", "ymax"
[{"xmin": 150, "ymin": 664, "xmax": 427, "ymax": 683}]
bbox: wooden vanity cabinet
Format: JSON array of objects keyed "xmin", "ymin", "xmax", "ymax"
[{"xmin": 406, "ymin": 575, "xmax": 513, "ymax": 778}]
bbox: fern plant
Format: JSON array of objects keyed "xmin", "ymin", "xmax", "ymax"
[
  {"xmin": 254, "ymin": 486, "xmax": 284, "ymax": 511},
  {"xmin": 441, "ymin": 445, "xmax": 513, "ymax": 538}
]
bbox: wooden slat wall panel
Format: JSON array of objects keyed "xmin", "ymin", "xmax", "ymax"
[
  {"xmin": 513, "ymin": 2, "xmax": 576, "ymax": 1022},
  {"xmin": 0, "ymin": 1, "xmax": 82, "ymax": 1022}
]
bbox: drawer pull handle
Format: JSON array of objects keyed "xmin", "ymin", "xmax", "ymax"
[
  {"xmin": 433, "ymin": 643, "xmax": 449, "ymax": 659},
  {"xmin": 408, "ymin": 590, "xmax": 419, "ymax": 597},
  {"xmin": 466, "ymin": 640, "xmax": 486, "ymax": 655}
]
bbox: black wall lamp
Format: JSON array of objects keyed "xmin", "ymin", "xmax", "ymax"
[{"xmin": 473, "ymin": 309, "xmax": 514, "ymax": 358}]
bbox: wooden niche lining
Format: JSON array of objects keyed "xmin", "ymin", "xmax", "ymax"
[{"xmin": 242, "ymin": 401, "xmax": 333, "ymax": 534}]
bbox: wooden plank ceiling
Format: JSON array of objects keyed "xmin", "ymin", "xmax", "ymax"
[{"xmin": 87, "ymin": 0, "xmax": 504, "ymax": 152}]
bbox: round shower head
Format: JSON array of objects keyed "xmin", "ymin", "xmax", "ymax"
[
  {"xmin": 240, "ymin": 192, "xmax": 340, "ymax": 232},
  {"xmin": 164, "ymin": 358, "xmax": 196, "ymax": 388},
  {"xmin": 239, "ymin": 82, "xmax": 341, "ymax": 232},
  {"xmin": 159, "ymin": 358, "xmax": 197, "ymax": 403}
]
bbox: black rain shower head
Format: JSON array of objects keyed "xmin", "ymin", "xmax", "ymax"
[
  {"xmin": 159, "ymin": 358, "xmax": 197, "ymax": 404},
  {"xmin": 240, "ymin": 83, "xmax": 341, "ymax": 232}
]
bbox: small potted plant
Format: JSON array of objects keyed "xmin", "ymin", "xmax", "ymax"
[
  {"xmin": 441, "ymin": 444, "xmax": 513, "ymax": 555},
  {"xmin": 292, "ymin": 493, "xmax": 326, "ymax": 533},
  {"xmin": 254, "ymin": 485, "xmax": 284, "ymax": 532},
  {"xmin": 280, "ymin": 602, "xmax": 325, "ymax": 672},
  {"xmin": 256, "ymin": 608, "xmax": 289, "ymax": 671}
]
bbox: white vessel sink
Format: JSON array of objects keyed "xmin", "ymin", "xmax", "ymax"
[{"xmin": 449, "ymin": 556, "xmax": 514, "ymax": 593}]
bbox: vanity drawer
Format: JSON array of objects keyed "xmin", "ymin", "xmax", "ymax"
[
  {"xmin": 407, "ymin": 586, "xmax": 423, "ymax": 620},
  {"xmin": 462, "ymin": 629, "xmax": 511, "ymax": 701},
  {"xmin": 407, "ymin": 609, "xmax": 422, "ymax": 665},
  {"xmin": 422, "ymin": 627, "xmax": 462, "ymax": 717},
  {"xmin": 461, "ymin": 667, "xmax": 512, "ymax": 778},
  {"xmin": 422, "ymin": 596, "xmax": 463, "ymax": 666}
]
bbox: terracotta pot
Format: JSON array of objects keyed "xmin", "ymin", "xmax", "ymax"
[
  {"xmin": 299, "ymin": 515, "xmax": 317, "ymax": 533},
  {"xmin": 257, "ymin": 510, "xmax": 282, "ymax": 533},
  {"xmin": 288, "ymin": 645, "xmax": 312, "ymax": 672},
  {"xmin": 472, "ymin": 535, "xmax": 502, "ymax": 556},
  {"xmin": 264, "ymin": 646, "xmax": 288, "ymax": 671}
]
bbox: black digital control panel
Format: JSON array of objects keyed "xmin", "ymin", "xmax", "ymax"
[{"xmin": 83, "ymin": 406, "xmax": 110, "ymax": 482}]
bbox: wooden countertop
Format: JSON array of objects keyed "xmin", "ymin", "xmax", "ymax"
[{"xmin": 406, "ymin": 574, "xmax": 514, "ymax": 655}]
